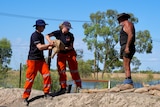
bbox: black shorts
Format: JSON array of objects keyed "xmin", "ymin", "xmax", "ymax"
[{"xmin": 120, "ymin": 45, "xmax": 135, "ymax": 59}]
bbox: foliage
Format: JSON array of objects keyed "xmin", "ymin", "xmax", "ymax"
[
  {"xmin": 136, "ymin": 30, "xmax": 152, "ymax": 53},
  {"xmin": 139, "ymin": 70, "xmax": 154, "ymax": 73},
  {"xmin": 131, "ymin": 57, "xmax": 141, "ymax": 72},
  {"xmin": 0, "ymin": 71, "xmax": 8, "ymax": 87},
  {"xmin": 0, "ymin": 38, "xmax": 12, "ymax": 72},
  {"xmin": 78, "ymin": 59, "xmax": 93, "ymax": 78},
  {"xmin": 146, "ymin": 72, "xmax": 154, "ymax": 81},
  {"xmin": 75, "ymin": 49, "xmax": 83, "ymax": 60}
]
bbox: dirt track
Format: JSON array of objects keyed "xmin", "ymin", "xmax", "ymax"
[{"xmin": 0, "ymin": 88, "xmax": 160, "ymax": 107}]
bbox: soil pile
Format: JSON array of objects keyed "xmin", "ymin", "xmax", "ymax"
[{"xmin": 0, "ymin": 88, "xmax": 160, "ymax": 107}]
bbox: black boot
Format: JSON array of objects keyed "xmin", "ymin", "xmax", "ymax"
[
  {"xmin": 23, "ymin": 98, "xmax": 29, "ymax": 106},
  {"xmin": 55, "ymin": 88, "xmax": 66, "ymax": 96},
  {"xmin": 66, "ymin": 84, "xmax": 72, "ymax": 93},
  {"xmin": 44, "ymin": 93, "xmax": 52, "ymax": 100}
]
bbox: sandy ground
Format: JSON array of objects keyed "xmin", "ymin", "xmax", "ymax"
[{"xmin": 0, "ymin": 88, "xmax": 160, "ymax": 107}]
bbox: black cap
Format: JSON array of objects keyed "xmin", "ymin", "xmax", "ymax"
[{"xmin": 62, "ymin": 21, "xmax": 72, "ymax": 29}]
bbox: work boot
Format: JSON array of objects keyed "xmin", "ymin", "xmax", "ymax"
[
  {"xmin": 123, "ymin": 78, "xmax": 133, "ymax": 84},
  {"xmin": 55, "ymin": 88, "xmax": 66, "ymax": 96},
  {"xmin": 23, "ymin": 98, "xmax": 29, "ymax": 106},
  {"xmin": 75, "ymin": 86, "xmax": 82, "ymax": 93},
  {"xmin": 66, "ymin": 84, "xmax": 72, "ymax": 93},
  {"xmin": 44, "ymin": 93, "xmax": 52, "ymax": 100},
  {"xmin": 110, "ymin": 79, "xmax": 134, "ymax": 92},
  {"xmin": 119, "ymin": 78, "xmax": 134, "ymax": 91}
]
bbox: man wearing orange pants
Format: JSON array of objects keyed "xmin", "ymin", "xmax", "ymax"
[
  {"xmin": 46, "ymin": 21, "xmax": 82, "ymax": 95},
  {"xmin": 22, "ymin": 19, "xmax": 52, "ymax": 105}
]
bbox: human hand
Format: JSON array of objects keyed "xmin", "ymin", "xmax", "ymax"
[
  {"xmin": 125, "ymin": 47, "xmax": 130, "ymax": 54},
  {"xmin": 48, "ymin": 41, "xmax": 55, "ymax": 49},
  {"xmin": 65, "ymin": 46, "xmax": 72, "ymax": 50}
]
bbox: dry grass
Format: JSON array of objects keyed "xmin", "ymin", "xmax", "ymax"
[
  {"xmin": 65, "ymin": 72, "xmax": 160, "ymax": 83},
  {"xmin": 6, "ymin": 70, "xmax": 160, "ymax": 83}
]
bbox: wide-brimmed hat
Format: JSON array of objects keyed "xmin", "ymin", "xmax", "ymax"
[
  {"xmin": 117, "ymin": 13, "xmax": 130, "ymax": 20},
  {"xmin": 33, "ymin": 19, "xmax": 48, "ymax": 27},
  {"xmin": 62, "ymin": 21, "xmax": 72, "ymax": 29}
]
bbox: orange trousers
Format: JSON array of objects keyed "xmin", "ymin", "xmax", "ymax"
[
  {"xmin": 22, "ymin": 60, "xmax": 51, "ymax": 99},
  {"xmin": 57, "ymin": 50, "xmax": 82, "ymax": 88}
]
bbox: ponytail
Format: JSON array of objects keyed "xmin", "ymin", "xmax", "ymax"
[{"xmin": 59, "ymin": 23, "xmax": 63, "ymax": 30}]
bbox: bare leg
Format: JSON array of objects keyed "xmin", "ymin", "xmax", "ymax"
[{"xmin": 123, "ymin": 57, "xmax": 131, "ymax": 78}]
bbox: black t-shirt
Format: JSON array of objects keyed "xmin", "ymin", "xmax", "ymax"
[
  {"xmin": 28, "ymin": 31, "xmax": 45, "ymax": 60},
  {"xmin": 48, "ymin": 30, "xmax": 74, "ymax": 54},
  {"xmin": 48, "ymin": 30, "xmax": 74, "ymax": 53}
]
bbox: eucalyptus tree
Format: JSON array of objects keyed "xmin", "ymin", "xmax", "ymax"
[
  {"xmin": 131, "ymin": 56, "xmax": 141, "ymax": 72},
  {"xmin": 0, "ymin": 38, "xmax": 12, "ymax": 72}
]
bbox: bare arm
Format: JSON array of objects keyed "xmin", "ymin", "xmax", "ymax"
[
  {"xmin": 123, "ymin": 21, "xmax": 134, "ymax": 53},
  {"xmin": 46, "ymin": 34, "xmax": 53, "ymax": 44},
  {"xmin": 36, "ymin": 43, "xmax": 52, "ymax": 50}
]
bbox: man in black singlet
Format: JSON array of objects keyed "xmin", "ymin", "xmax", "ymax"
[{"xmin": 116, "ymin": 13, "xmax": 135, "ymax": 90}]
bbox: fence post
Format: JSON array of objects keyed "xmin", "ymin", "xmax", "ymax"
[
  {"xmin": 19, "ymin": 63, "xmax": 22, "ymax": 88},
  {"xmin": 108, "ymin": 80, "xmax": 111, "ymax": 89}
]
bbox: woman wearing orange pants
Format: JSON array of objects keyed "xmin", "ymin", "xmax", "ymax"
[
  {"xmin": 22, "ymin": 19, "xmax": 52, "ymax": 105},
  {"xmin": 46, "ymin": 21, "xmax": 82, "ymax": 95}
]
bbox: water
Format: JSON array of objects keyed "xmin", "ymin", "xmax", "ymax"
[
  {"xmin": 68, "ymin": 80, "xmax": 160, "ymax": 90},
  {"xmin": 148, "ymin": 80, "xmax": 160, "ymax": 85}
]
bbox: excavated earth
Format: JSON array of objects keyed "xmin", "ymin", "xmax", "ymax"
[{"xmin": 0, "ymin": 87, "xmax": 160, "ymax": 107}]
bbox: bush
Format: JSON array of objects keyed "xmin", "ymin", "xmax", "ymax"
[{"xmin": 147, "ymin": 72, "xmax": 153, "ymax": 81}]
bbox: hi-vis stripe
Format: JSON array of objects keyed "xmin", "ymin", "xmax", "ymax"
[
  {"xmin": 70, "ymin": 70, "xmax": 78, "ymax": 73},
  {"xmin": 60, "ymin": 81, "xmax": 66, "ymax": 84},
  {"xmin": 24, "ymin": 89, "xmax": 31, "ymax": 92},
  {"xmin": 75, "ymin": 79, "xmax": 81, "ymax": 82},
  {"xmin": 43, "ymin": 84, "xmax": 51, "ymax": 88},
  {"xmin": 43, "ymin": 73, "xmax": 50, "ymax": 78},
  {"xmin": 26, "ymin": 78, "xmax": 33, "ymax": 83},
  {"xmin": 59, "ymin": 70, "xmax": 66, "ymax": 73}
]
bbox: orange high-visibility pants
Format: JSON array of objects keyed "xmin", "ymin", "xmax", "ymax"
[
  {"xmin": 22, "ymin": 60, "xmax": 51, "ymax": 99},
  {"xmin": 57, "ymin": 50, "xmax": 82, "ymax": 88}
]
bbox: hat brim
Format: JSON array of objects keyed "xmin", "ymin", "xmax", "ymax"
[
  {"xmin": 33, "ymin": 24, "xmax": 48, "ymax": 27},
  {"xmin": 66, "ymin": 26, "xmax": 72, "ymax": 29},
  {"xmin": 117, "ymin": 13, "xmax": 130, "ymax": 20}
]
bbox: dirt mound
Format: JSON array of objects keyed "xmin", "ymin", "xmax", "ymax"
[{"xmin": 0, "ymin": 88, "xmax": 160, "ymax": 107}]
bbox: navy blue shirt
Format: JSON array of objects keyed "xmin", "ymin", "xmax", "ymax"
[
  {"xmin": 28, "ymin": 31, "xmax": 45, "ymax": 60},
  {"xmin": 48, "ymin": 30, "xmax": 74, "ymax": 53},
  {"xmin": 48, "ymin": 30, "xmax": 74, "ymax": 46}
]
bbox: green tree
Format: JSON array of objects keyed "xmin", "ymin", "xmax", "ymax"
[
  {"xmin": 0, "ymin": 38, "xmax": 12, "ymax": 72},
  {"xmin": 131, "ymin": 57, "xmax": 141, "ymax": 72},
  {"xmin": 78, "ymin": 59, "xmax": 94, "ymax": 78},
  {"xmin": 136, "ymin": 30, "xmax": 152, "ymax": 53},
  {"xmin": 75, "ymin": 49, "xmax": 83, "ymax": 60},
  {"xmin": 83, "ymin": 9, "xmax": 152, "ymax": 75}
]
